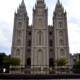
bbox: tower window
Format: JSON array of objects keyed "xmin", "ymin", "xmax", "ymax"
[
  {"xmin": 18, "ymin": 22, "xmax": 22, "ymax": 28},
  {"xmin": 17, "ymin": 40, "xmax": 21, "ymax": 46},
  {"xmin": 49, "ymin": 49, "xmax": 53, "ymax": 54},
  {"xmin": 28, "ymin": 32, "xmax": 31, "ymax": 35},
  {"xmin": 38, "ymin": 18, "xmax": 42, "ymax": 28},
  {"xmin": 27, "ymin": 49, "xmax": 31, "ymax": 53},
  {"xmin": 59, "ymin": 22, "xmax": 62, "ymax": 28},
  {"xmin": 49, "ymin": 32, "xmax": 52, "ymax": 35},
  {"xmin": 18, "ymin": 31, "xmax": 21, "ymax": 37},
  {"xmin": 28, "ymin": 40, "xmax": 31, "ymax": 47},
  {"xmin": 60, "ymin": 31, "xmax": 63, "ymax": 37},
  {"xmin": 49, "ymin": 49, "xmax": 53, "ymax": 58},
  {"xmin": 49, "ymin": 40, "xmax": 53, "ymax": 47},
  {"xmin": 38, "ymin": 31, "xmax": 42, "ymax": 46},
  {"xmin": 60, "ymin": 40, "xmax": 64, "ymax": 46},
  {"xmin": 60, "ymin": 49, "xmax": 64, "ymax": 57},
  {"xmin": 16, "ymin": 49, "xmax": 20, "ymax": 56}
]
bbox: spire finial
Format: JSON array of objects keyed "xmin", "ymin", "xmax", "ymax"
[
  {"xmin": 57, "ymin": 0, "xmax": 60, "ymax": 4},
  {"xmin": 22, "ymin": 0, "xmax": 24, "ymax": 4}
]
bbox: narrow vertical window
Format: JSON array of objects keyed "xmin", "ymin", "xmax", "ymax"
[
  {"xmin": 38, "ymin": 18, "xmax": 42, "ymax": 28},
  {"xmin": 38, "ymin": 31, "xmax": 42, "ymax": 46},
  {"xmin": 59, "ymin": 22, "xmax": 62, "ymax": 28},
  {"xmin": 60, "ymin": 49, "xmax": 64, "ymax": 57},
  {"xmin": 17, "ymin": 40, "xmax": 21, "ymax": 46},
  {"xmin": 60, "ymin": 40, "xmax": 64, "ymax": 46},
  {"xmin": 18, "ymin": 22, "xmax": 22, "ymax": 28},
  {"xmin": 60, "ymin": 31, "xmax": 63, "ymax": 37},
  {"xmin": 28, "ymin": 40, "xmax": 31, "ymax": 47},
  {"xmin": 49, "ymin": 40, "xmax": 53, "ymax": 47},
  {"xmin": 16, "ymin": 49, "xmax": 20, "ymax": 56},
  {"xmin": 38, "ymin": 50, "xmax": 43, "ymax": 65},
  {"xmin": 49, "ymin": 49, "xmax": 53, "ymax": 58},
  {"xmin": 18, "ymin": 31, "xmax": 21, "ymax": 37}
]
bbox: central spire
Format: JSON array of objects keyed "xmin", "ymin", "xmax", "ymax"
[
  {"xmin": 37, "ymin": 0, "xmax": 44, "ymax": 1},
  {"xmin": 57, "ymin": 0, "xmax": 60, "ymax": 5},
  {"xmin": 37, "ymin": 0, "xmax": 44, "ymax": 3}
]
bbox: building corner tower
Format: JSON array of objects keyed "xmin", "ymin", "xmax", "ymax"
[
  {"xmin": 53, "ymin": 0, "xmax": 70, "ymax": 64},
  {"xmin": 31, "ymin": 0, "xmax": 49, "ymax": 67},
  {"xmin": 11, "ymin": 0, "xmax": 29, "ymax": 66}
]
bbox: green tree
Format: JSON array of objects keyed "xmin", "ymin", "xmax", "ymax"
[
  {"xmin": 3, "ymin": 57, "xmax": 20, "ymax": 67},
  {"xmin": 0, "ymin": 53, "xmax": 6, "ymax": 68},
  {"xmin": 2, "ymin": 56, "xmax": 11, "ymax": 68},
  {"xmin": 73, "ymin": 60, "xmax": 80, "ymax": 68},
  {"xmin": 55, "ymin": 58, "xmax": 68, "ymax": 66},
  {"xmin": 10, "ymin": 57, "xmax": 20, "ymax": 66},
  {"xmin": 73, "ymin": 60, "xmax": 80, "ymax": 73}
]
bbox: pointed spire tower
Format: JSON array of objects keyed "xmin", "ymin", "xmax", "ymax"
[
  {"xmin": 54, "ymin": 0, "xmax": 64, "ymax": 13},
  {"xmin": 17, "ymin": 0, "xmax": 26, "ymax": 13},
  {"xmin": 34, "ymin": 0, "xmax": 46, "ymax": 9},
  {"xmin": 53, "ymin": 0, "xmax": 70, "ymax": 65},
  {"xmin": 57, "ymin": 0, "xmax": 60, "ymax": 4},
  {"xmin": 22, "ymin": 0, "xmax": 24, "ymax": 4},
  {"xmin": 11, "ymin": 0, "xmax": 29, "ymax": 66},
  {"xmin": 31, "ymin": 0, "xmax": 49, "ymax": 69}
]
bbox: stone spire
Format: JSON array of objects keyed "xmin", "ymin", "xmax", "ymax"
[
  {"xmin": 57, "ymin": 0, "xmax": 60, "ymax": 5},
  {"xmin": 17, "ymin": 0, "xmax": 26, "ymax": 13},
  {"xmin": 21, "ymin": 0, "xmax": 25, "ymax": 6},
  {"xmin": 54, "ymin": 0, "xmax": 64, "ymax": 13},
  {"xmin": 35, "ymin": 0, "xmax": 45, "ymax": 9}
]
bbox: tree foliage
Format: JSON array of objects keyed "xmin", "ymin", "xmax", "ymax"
[
  {"xmin": 73, "ymin": 60, "xmax": 80, "ymax": 68},
  {"xmin": 0, "ymin": 53, "xmax": 20, "ymax": 68},
  {"xmin": 55, "ymin": 58, "xmax": 68, "ymax": 66},
  {"xmin": 0, "ymin": 53, "xmax": 6, "ymax": 68},
  {"xmin": 73, "ymin": 60, "xmax": 80, "ymax": 73}
]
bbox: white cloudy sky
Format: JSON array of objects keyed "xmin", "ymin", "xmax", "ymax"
[{"xmin": 0, "ymin": 0, "xmax": 80, "ymax": 55}]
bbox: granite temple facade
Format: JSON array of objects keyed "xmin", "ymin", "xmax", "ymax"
[{"xmin": 11, "ymin": 0, "xmax": 70, "ymax": 67}]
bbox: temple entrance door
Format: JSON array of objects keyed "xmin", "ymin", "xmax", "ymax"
[
  {"xmin": 38, "ymin": 50, "xmax": 43, "ymax": 66},
  {"xmin": 27, "ymin": 58, "xmax": 31, "ymax": 67},
  {"xmin": 49, "ymin": 58, "xmax": 54, "ymax": 67}
]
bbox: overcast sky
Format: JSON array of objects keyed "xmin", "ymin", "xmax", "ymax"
[{"xmin": 0, "ymin": 0, "xmax": 80, "ymax": 55}]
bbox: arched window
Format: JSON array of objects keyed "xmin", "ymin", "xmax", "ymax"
[
  {"xmin": 17, "ymin": 40, "xmax": 21, "ymax": 46},
  {"xmin": 60, "ymin": 40, "xmax": 64, "ymax": 46},
  {"xmin": 38, "ymin": 31, "xmax": 42, "ymax": 46},
  {"xmin": 18, "ymin": 22, "xmax": 22, "ymax": 28},
  {"xmin": 27, "ymin": 49, "xmax": 31, "ymax": 57},
  {"xmin": 50, "ymin": 49, "xmax": 53, "ymax": 54},
  {"xmin": 28, "ymin": 40, "xmax": 31, "ymax": 47},
  {"xmin": 38, "ymin": 18, "xmax": 42, "ymax": 28},
  {"xmin": 28, "ymin": 32, "xmax": 31, "ymax": 35},
  {"xmin": 59, "ymin": 22, "xmax": 62, "ymax": 28},
  {"xmin": 49, "ymin": 32, "xmax": 52, "ymax": 35},
  {"xmin": 18, "ymin": 31, "xmax": 21, "ymax": 37},
  {"xmin": 27, "ymin": 49, "xmax": 31, "ymax": 53},
  {"xmin": 38, "ymin": 50, "xmax": 43, "ymax": 65},
  {"xmin": 49, "ymin": 49, "xmax": 53, "ymax": 58},
  {"xmin": 60, "ymin": 49, "xmax": 64, "ymax": 57},
  {"xmin": 49, "ymin": 40, "xmax": 53, "ymax": 47},
  {"xmin": 16, "ymin": 49, "xmax": 20, "ymax": 56},
  {"xmin": 60, "ymin": 31, "xmax": 63, "ymax": 37}
]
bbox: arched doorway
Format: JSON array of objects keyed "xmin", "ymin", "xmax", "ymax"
[
  {"xmin": 49, "ymin": 58, "xmax": 54, "ymax": 67},
  {"xmin": 27, "ymin": 58, "xmax": 31, "ymax": 67},
  {"xmin": 37, "ymin": 50, "xmax": 43, "ymax": 66}
]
